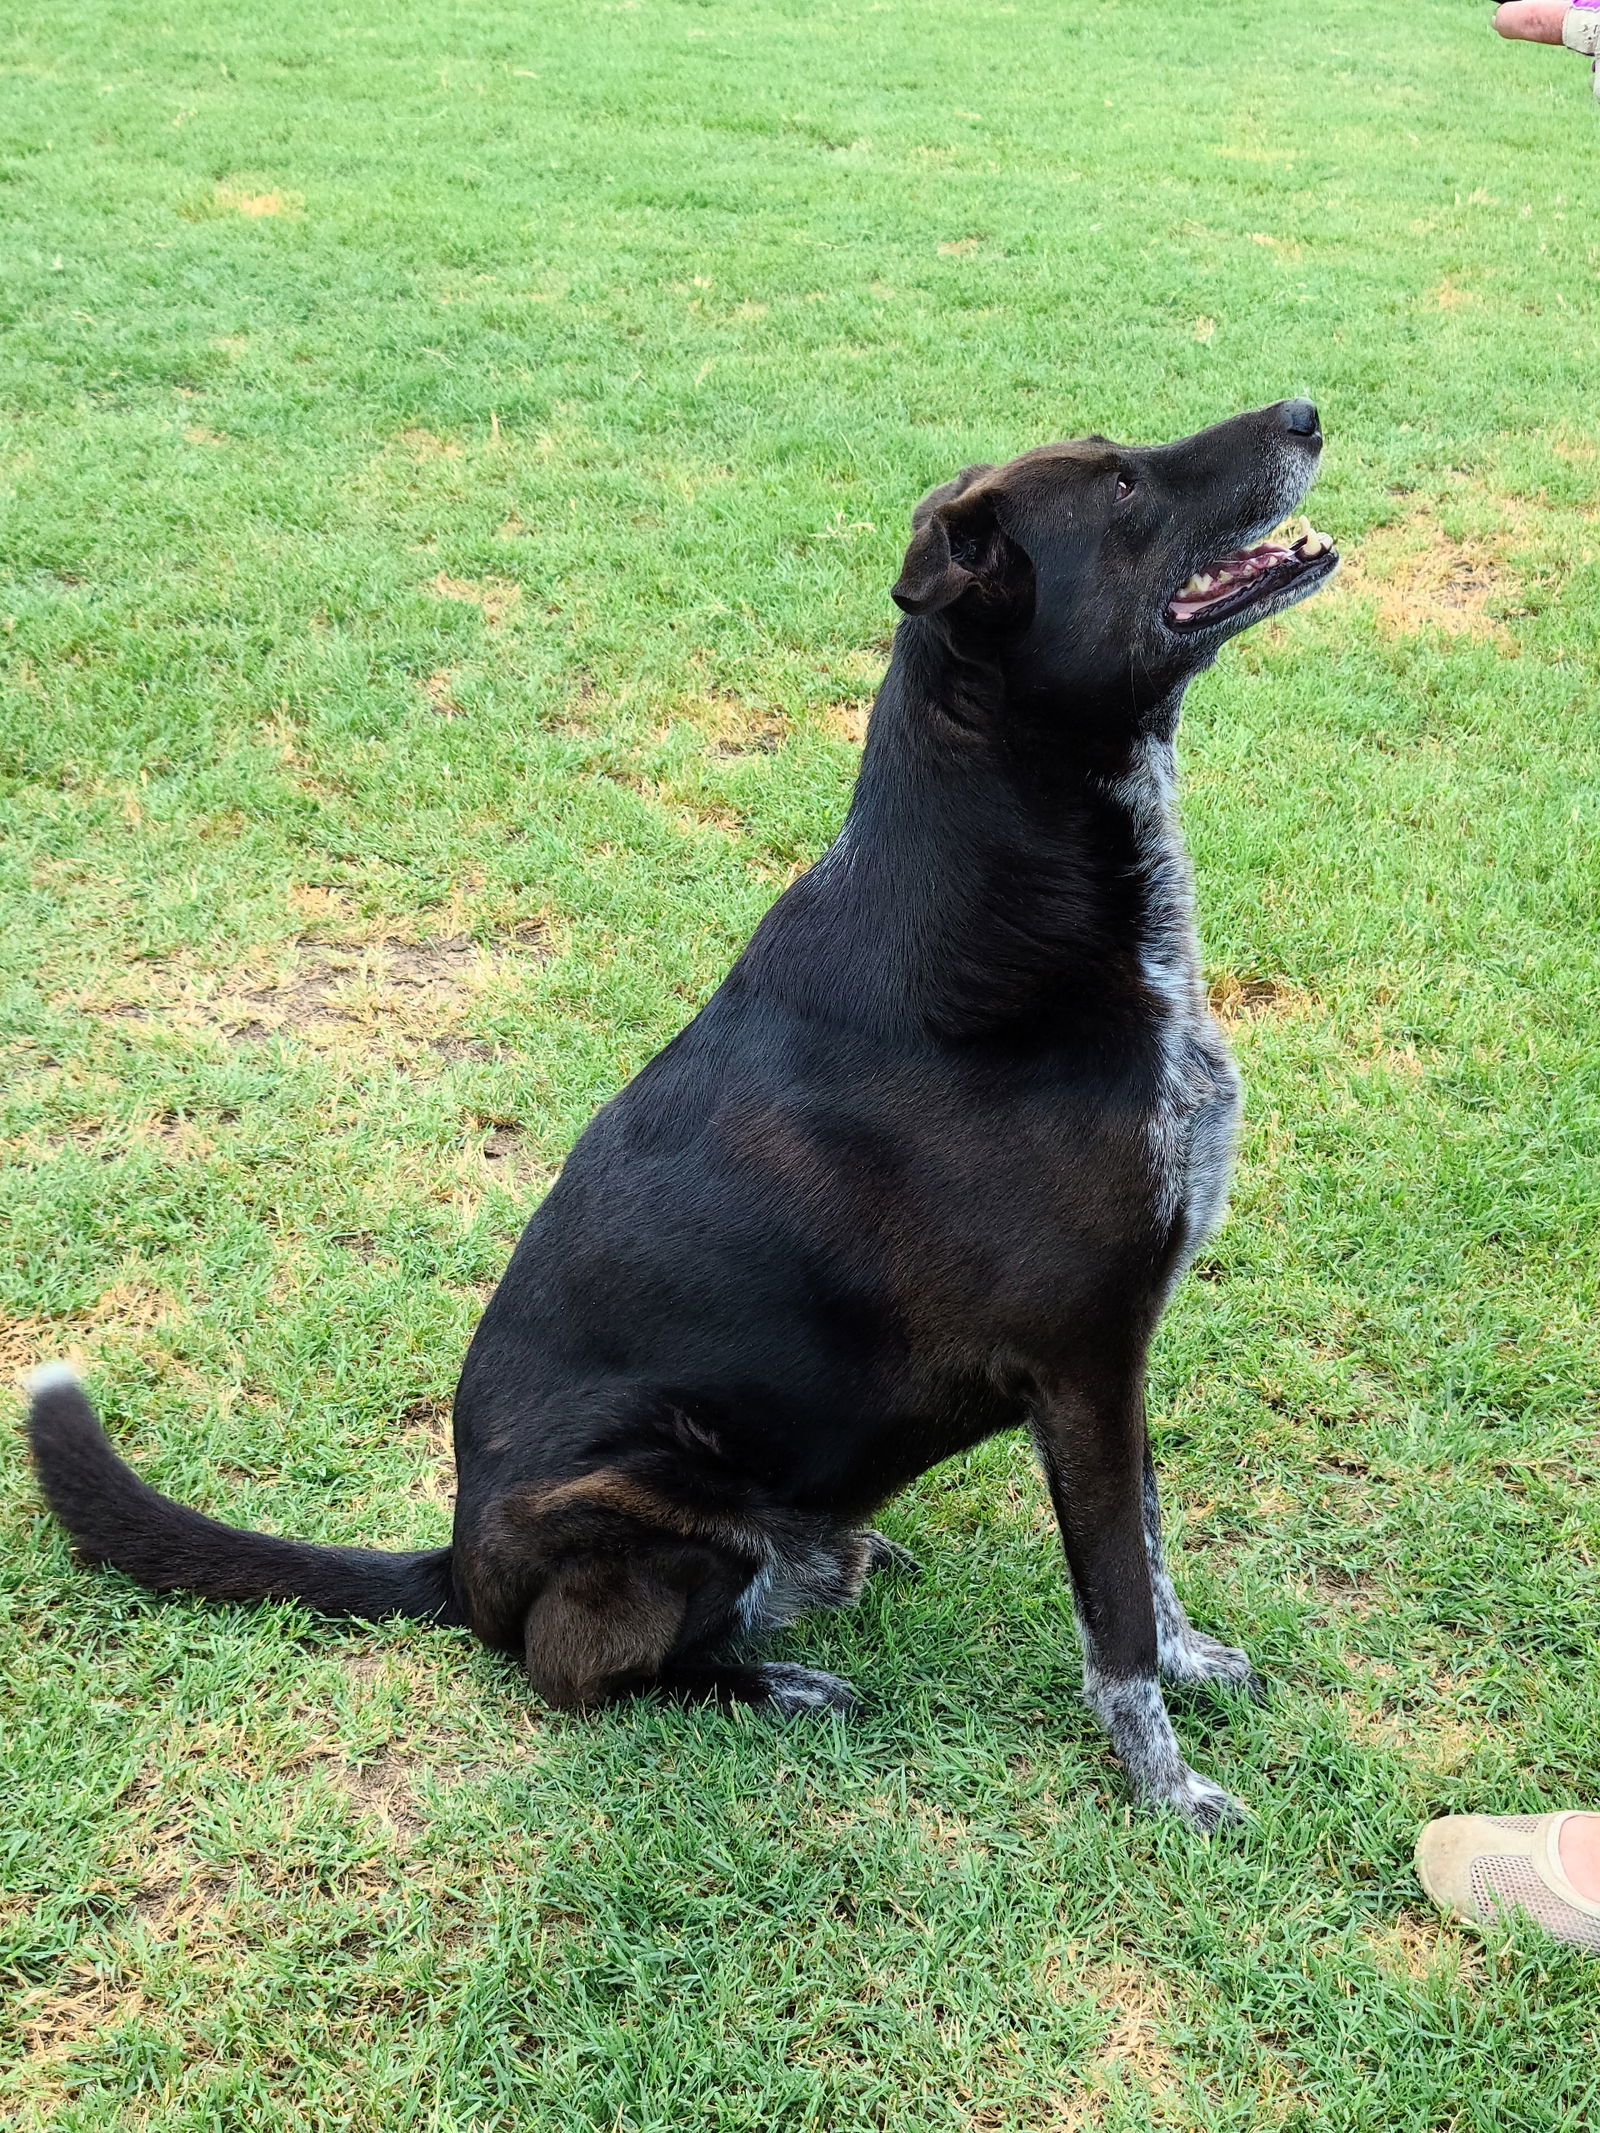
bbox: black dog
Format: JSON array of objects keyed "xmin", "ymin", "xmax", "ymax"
[{"xmin": 28, "ymin": 401, "xmax": 1337, "ymax": 1828}]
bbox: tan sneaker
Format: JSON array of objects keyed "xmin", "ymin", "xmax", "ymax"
[{"xmin": 1415, "ymin": 1813, "xmax": 1600, "ymax": 1953}]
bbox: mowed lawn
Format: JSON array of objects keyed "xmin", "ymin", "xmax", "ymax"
[{"xmin": 2, "ymin": 0, "xmax": 1598, "ymax": 2125}]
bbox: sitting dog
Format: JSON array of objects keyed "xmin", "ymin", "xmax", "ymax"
[{"xmin": 28, "ymin": 400, "xmax": 1337, "ymax": 1828}]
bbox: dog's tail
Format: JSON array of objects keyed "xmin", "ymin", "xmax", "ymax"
[{"xmin": 25, "ymin": 1364, "xmax": 463, "ymax": 1627}]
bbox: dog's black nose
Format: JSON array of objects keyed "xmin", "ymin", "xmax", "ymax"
[{"xmin": 1277, "ymin": 398, "xmax": 1321, "ymax": 439}]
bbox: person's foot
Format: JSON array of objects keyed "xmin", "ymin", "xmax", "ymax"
[{"xmin": 1416, "ymin": 1813, "xmax": 1600, "ymax": 1953}]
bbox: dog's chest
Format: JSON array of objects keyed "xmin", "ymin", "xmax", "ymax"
[
  {"xmin": 1107, "ymin": 737, "xmax": 1243, "ymax": 1261},
  {"xmin": 1148, "ymin": 1007, "xmax": 1241, "ymax": 1270}
]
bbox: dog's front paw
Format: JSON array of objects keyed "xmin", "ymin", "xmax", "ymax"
[
  {"xmin": 1161, "ymin": 1629, "xmax": 1262, "ymax": 1699},
  {"xmin": 861, "ymin": 1531, "xmax": 923, "ymax": 1580},
  {"xmin": 1145, "ymin": 1764, "xmax": 1247, "ymax": 1834},
  {"xmin": 757, "ymin": 1663, "xmax": 861, "ymax": 1718}
]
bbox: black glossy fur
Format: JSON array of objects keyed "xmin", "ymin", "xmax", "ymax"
[{"xmin": 28, "ymin": 401, "xmax": 1336, "ymax": 1826}]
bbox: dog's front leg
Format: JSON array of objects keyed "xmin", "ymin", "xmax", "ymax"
[
  {"xmin": 1031, "ymin": 1377, "xmax": 1243, "ymax": 1831},
  {"xmin": 1141, "ymin": 1445, "xmax": 1259, "ymax": 1696}
]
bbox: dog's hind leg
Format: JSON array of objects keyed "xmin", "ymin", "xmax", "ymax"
[
  {"xmin": 1141, "ymin": 1446, "xmax": 1259, "ymax": 1697},
  {"xmin": 522, "ymin": 1561, "xmax": 859, "ymax": 1719},
  {"xmin": 1033, "ymin": 1371, "xmax": 1244, "ymax": 1832},
  {"xmin": 657, "ymin": 1659, "xmax": 861, "ymax": 1716},
  {"xmin": 860, "ymin": 1530, "xmax": 922, "ymax": 1580},
  {"xmin": 522, "ymin": 1553, "xmax": 699, "ymax": 1711},
  {"xmin": 483, "ymin": 1474, "xmax": 869, "ymax": 1717},
  {"xmin": 734, "ymin": 1528, "xmax": 878, "ymax": 1632}
]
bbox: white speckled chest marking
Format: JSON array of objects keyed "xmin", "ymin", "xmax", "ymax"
[{"xmin": 1102, "ymin": 734, "xmax": 1243, "ymax": 1281}]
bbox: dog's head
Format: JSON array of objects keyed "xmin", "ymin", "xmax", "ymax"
[{"xmin": 892, "ymin": 401, "xmax": 1337, "ymax": 725}]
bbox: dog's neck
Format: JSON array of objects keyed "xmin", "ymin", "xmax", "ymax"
[{"xmin": 740, "ymin": 625, "xmax": 1204, "ymax": 1042}]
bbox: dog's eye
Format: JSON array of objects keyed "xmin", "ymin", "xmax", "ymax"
[{"xmin": 1114, "ymin": 474, "xmax": 1136, "ymax": 505}]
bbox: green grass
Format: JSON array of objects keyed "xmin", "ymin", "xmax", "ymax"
[{"xmin": 2, "ymin": 0, "xmax": 1599, "ymax": 2124}]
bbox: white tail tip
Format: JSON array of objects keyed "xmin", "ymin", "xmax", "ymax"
[{"xmin": 26, "ymin": 1361, "xmax": 83, "ymax": 1398}]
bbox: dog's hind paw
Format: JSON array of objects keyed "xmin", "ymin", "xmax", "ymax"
[
  {"xmin": 861, "ymin": 1531, "xmax": 923, "ymax": 1580},
  {"xmin": 757, "ymin": 1663, "xmax": 861, "ymax": 1717},
  {"xmin": 1147, "ymin": 1765, "xmax": 1247, "ymax": 1834}
]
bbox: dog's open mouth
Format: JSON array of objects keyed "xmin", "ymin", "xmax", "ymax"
[{"xmin": 1166, "ymin": 517, "xmax": 1338, "ymax": 629}]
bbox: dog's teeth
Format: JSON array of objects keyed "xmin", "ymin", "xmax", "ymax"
[
  {"xmin": 1295, "ymin": 515, "xmax": 1311, "ymax": 544},
  {"xmin": 1302, "ymin": 528, "xmax": 1330, "ymax": 556}
]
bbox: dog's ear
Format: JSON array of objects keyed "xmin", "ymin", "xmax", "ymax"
[{"xmin": 891, "ymin": 466, "xmax": 1022, "ymax": 618}]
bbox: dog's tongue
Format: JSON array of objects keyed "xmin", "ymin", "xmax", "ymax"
[{"xmin": 1168, "ymin": 517, "xmax": 1333, "ymax": 623}]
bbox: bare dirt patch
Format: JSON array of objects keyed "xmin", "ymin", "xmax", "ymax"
[
  {"xmin": 224, "ymin": 937, "xmax": 487, "ymax": 1047},
  {"xmin": 340, "ymin": 1750, "xmax": 427, "ymax": 1843},
  {"xmin": 128, "ymin": 1868, "xmax": 234, "ymax": 1935},
  {"xmin": 604, "ymin": 768, "xmax": 746, "ymax": 842},
  {"xmin": 1032, "ymin": 1952, "xmax": 1183, "ymax": 2129},
  {"xmin": 672, "ymin": 689, "xmax": 789, "ymax": 757},
  {"xmin": 18, "ymin": 1973, "xmax": 155, "ymax": 2067},
  {"xmin": 1, "ymin": 1311, "xmax": 77, "ymax": 1386},
  {"xmin": 213, "ymin": 181, "xmax": 300, "ymax": 218},
  {"xmin": 1082, "ymin": 1961, "xmax": 1176, "ymax": 2084},
  {"xmin": 395, "ymin": 1394, "xmax": 455, "ymax": 1510},
  {"xmin": 431, "ymin": 572, "xmax": 520, "ymax": 624},
  {"xmin": 1545, "ymin": 427, "xmax": 1596, "ymax": 466},
  {"xmin": 395, "ymin": 1392, "xmax": 453, "ymax": 1439},
  {"xmin": 1363, "ymin": 1909, "xmax": 1479, "ymax": 1985},
  {"xmin": 1336, "ymin": 511, "xmax": 1518, "ymax": 641},
  {"xmin": 542, "ymin": 702, "xmax": 600, "ymax": 742},
  {"xmin": 1206, "ymin": 973, "xmax": 1319, "ymax": 1025},
  {"xmin": 81, "ymin": 928, "xmax": 547, "ymax": 1066},
  {"xmin": 475, "ymin": 1123, "xmax": 551, "ymax": 1193},
  {"xmin": 425, "ymin": 667, "xmax": 463, "ymax": 717},
  {"xmin": 1337, "ymin": 1684, "xmax": 1478, "ymax": 1782},
  {"xmin": 287, "ymin": 883, "xmax": 361, "ymax": 929},
  {"xmin": 1308, "ymin": 1566, "xmax": 1378, "ymax": 1620},
  {"xmin": 3, "ymin": 1278, "xmax": 182, "ymax": 1387},
  {"xmin": 401, "ymin": 428, "xmax": 463, "ymax": 459},
  {"xmin": 827, "ymin": 699, "xmax": 872, "ymax": 748},
  {"xmin": 481, "ymin": 1125, "xmax": 524, "ymax": 1165}
]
